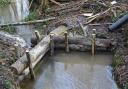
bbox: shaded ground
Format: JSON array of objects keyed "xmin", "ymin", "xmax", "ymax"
[{"xmin": 0, "ymin": 40, "xmax": 16, "ymax": 66}]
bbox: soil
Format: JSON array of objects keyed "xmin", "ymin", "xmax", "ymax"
[{"xmin": 0, "ymin": 40, "xmax": 16, "ymax": 66}]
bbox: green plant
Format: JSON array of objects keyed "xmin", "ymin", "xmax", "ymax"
[
  {"xmin": 124, "ymin": 83, "xmax": 128, "ymax": 89},
  {"xmin": 112, "ymin": 55, "xmax": 124, "ymax": 67},
  {"xmin": 35, "ymin": 22, "xmax": 48, "ymax": 34},
  {"xmin": 5, "ymin": 80, "xmax": 12, "ymax": 89},
  {"xmin": 111, "ymin": 10, "xmax": 125, "ymax": 22},
  {"xmin": 24, "ymin": 12, "xmax": 38, "ymax": 21},
  {"xmin": 0, "ymin": 0, "xmax": 11, "ymax": 7},
  {"xmin": 0, "ymin": 52, "xmax": 6, "ymax": 59},
  {"xmin": 0, "ymin": 26, "xmax": 16, "ymax": 34}
]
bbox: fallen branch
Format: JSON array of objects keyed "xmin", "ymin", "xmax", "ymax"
[
  {"xmin": 0, "ymin": 17, "xmax": 55, "ymax": 26},
  {"xmin": 84, "ymin": 8, "xmax": 111, "ymax": 25},
  {"xmin": 50, "ymin": 0, "xmax": 63, "ymax": 7}
]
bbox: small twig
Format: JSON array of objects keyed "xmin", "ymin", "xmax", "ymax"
[
  {"xmin": 84, "ymin": 8, "xmax": 111, "ymax": 25},
  {"xmin": 50, "ymin": 0, "xmax": 64, "ymax": 7},
  {"xmin": 29, "ymin": 0, "xmax": 34, "ymax": 9}
]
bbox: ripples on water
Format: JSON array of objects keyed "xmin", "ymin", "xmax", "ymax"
[{"xmin": 22, "ymin": 51, "xmax": 118, "ymax": 89}]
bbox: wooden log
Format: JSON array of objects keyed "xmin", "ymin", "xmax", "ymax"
[
  {"xmin": 18, "ymin": 51, "xmax": 47, "ymax": 82},
  {"xmin": 35, "ymin": 30, "xmax": 41, "ymax": 43},
  {"xmin": 64, "ymin": 32, "xmax": 69, "ymax": 52},
  {"xmin": 14, "ymin": 43, "xmax": 21, "ymax": 59},
  {"xmin": 0, "ymin": 17, "xmax": 55, "ymax": 26},
  {"xmin": 11, "ymin": 25, "xmax": 68, "ymax": 75},
  {"xmin": 50, "ymin": 34, "xmax": 55, "ymax": 56},
  {"xmin": 54, "ymin": 44, "xmax": 109, "ymax": 51},
  {"xmin": 91, "ymin": 34, "xmax": 96, "ymax": 55},
  {"xmin": 53, "ymin": 36, "xmax": 112, "ymax": 48}
]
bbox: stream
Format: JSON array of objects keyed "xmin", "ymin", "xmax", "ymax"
[
  {"xmin": 0, "ymin": 0, "xmax": 33, "ymax": 47},
  {"xmin": 21, "ymin": 51, "xmax": 118, "ymax": 89}
]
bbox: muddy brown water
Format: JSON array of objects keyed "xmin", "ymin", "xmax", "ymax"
[{"xmin": 21, "ymin": 51, "xmax": 118, "ymax": 89}]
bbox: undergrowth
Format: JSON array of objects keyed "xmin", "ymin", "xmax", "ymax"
[
  {"xmin": 0, "ymin": 26, "xmax": 16, "ymax": 34},
  {"xmin": 0, "ymin": 0, "xmax": 11, "ymax": 7},
  {"xmin": 24, "ymin": 12, "xmax": 38, "ymax": 21}
]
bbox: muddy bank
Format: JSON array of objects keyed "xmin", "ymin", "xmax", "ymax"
[
  {"xmin": 0, "ymin": 31, "xmax": 27, "ymax": 66},
  {"xmin": 112, "ymin": 25, "xmax": 128, "ymax": 88},
  {"xmin": 0, "ymin": 66, "xmax": 20, "ymax": 89}
]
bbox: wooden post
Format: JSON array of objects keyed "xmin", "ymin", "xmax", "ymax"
[
  {"xmin": 92, "ymin": 29, "xmax": 96, "ymax": 34},
  {"xmin": 35, "ymin": 30, "xmax": 41, "ymax": 42},
  {"xmin": 64, "ymin": 32, "xmax": 69, "ymax": 52},
  {"xmin": 14, "ymin": 43, "xmax": 20, "ymax": 59},
  {"xmin": 50, "ymin": 34, "xmax": 54, "ymax": 56},
  {"xmin": 92, "ymin": 34, "xmax": 96, "ymax": 56},
  {"xmin": 26, "ymin": 50, "xmax": 35, "ymax": 80}
]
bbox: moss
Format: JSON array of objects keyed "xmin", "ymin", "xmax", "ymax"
[
  {"xmin": 0, "ymin": 52, "xmax": 6, "ymax": 59},
  {"xmin": 34, "ymin": 22, "xmax": 48, "ymax": 34},
  {"xmin": 24, "ymin": 12, "xmax": 38, "ymax": 21},
  {"xmin": 0, "ymin": 0, "xmax": 11, "ymax": 7},
  {"xmin": 111, "ymin": 10, "xmax": 126, "ymax": 22},
  {"xmin": 112, "ymin": 55, "xmax": 124, "ymax": 67},
  {"xmin": 5, "ymin": 80, "xmax": 12, "ymax": 89},
  {"xmin": 124, "ymin": 83, "xmax": 128, "ymax": 89},
  {"xmin": 0, "ymin": 26, "xmax": 16, "ymax": 34}
]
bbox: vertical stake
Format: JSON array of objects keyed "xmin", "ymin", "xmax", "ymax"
[
  {"xmin": 50, "ymin": 34, "xmax": 54, "ymax": 56},
  {"xmin": 64, "ymin": 32, "xmax": 69, "ymax": 52},
  {"xmin": 26, "ymin": 49, "xmax": 35, "ymax": 80},
  {"xmin": 14, "ymin": 43, "xmax": 20, "ymax": 59},
  {"xmin": 92, "ymin": 34, "xmax": 96, "ymax": 56},
  {"xmin": 35, "ymin": 30, "xmax": 41, "ymax": 42},
  {"xmin": 92, "ymin": 29, "xmax": 96, "ymax": 34}
]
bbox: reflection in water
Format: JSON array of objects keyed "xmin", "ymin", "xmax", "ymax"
[{"xmin": 22, "ymin": 51, "xmax": 118, "ymax": 89}]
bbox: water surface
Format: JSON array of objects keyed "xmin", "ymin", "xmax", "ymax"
[{"xmin": 22, "ymin": 51, "xmax": 118, "ymax": 89}]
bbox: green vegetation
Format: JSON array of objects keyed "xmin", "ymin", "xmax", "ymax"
[
  {"xmin": 111, "ymin": 10, "xmax": 125, "ymax": 22},
  {"xmin": 5, "ymin": 80, "xmax": 12, "ymax": 89},
  {"xmin": 124, "ymin": 83, "xmax": 128, "ymax": 89},
  {"xmin": 35, "ymin": 22, "xmax": 48, "ymax": 34},
  {"xmin": 112, "ymin": 55, "xmax": 124, "ymax": 67},
  {"xmin": 24, "ymin": 12, "xmax": 38, "ymax": 21},
  {"xmin": 0, "ymin": 26, "xmax": 16, "ymax": 34},
  {"xmin": 0, "ymin": 0, "xmax": 11, "ymax": 7},
  {"xmin": 0, "ymin": 52, "xmax": 6, "ymax": 59}
]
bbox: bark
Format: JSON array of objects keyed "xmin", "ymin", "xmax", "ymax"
[
  {"xmin": 53, "ymin": 36, "xmax": 112, "ymax": 48},
  {"xmin": 11, "ymin": 26, "xmax": 68, "ymax": 75},
  {"xmin": 55, "ymin": 44, "xmax": 110, "ymax": 51}
]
